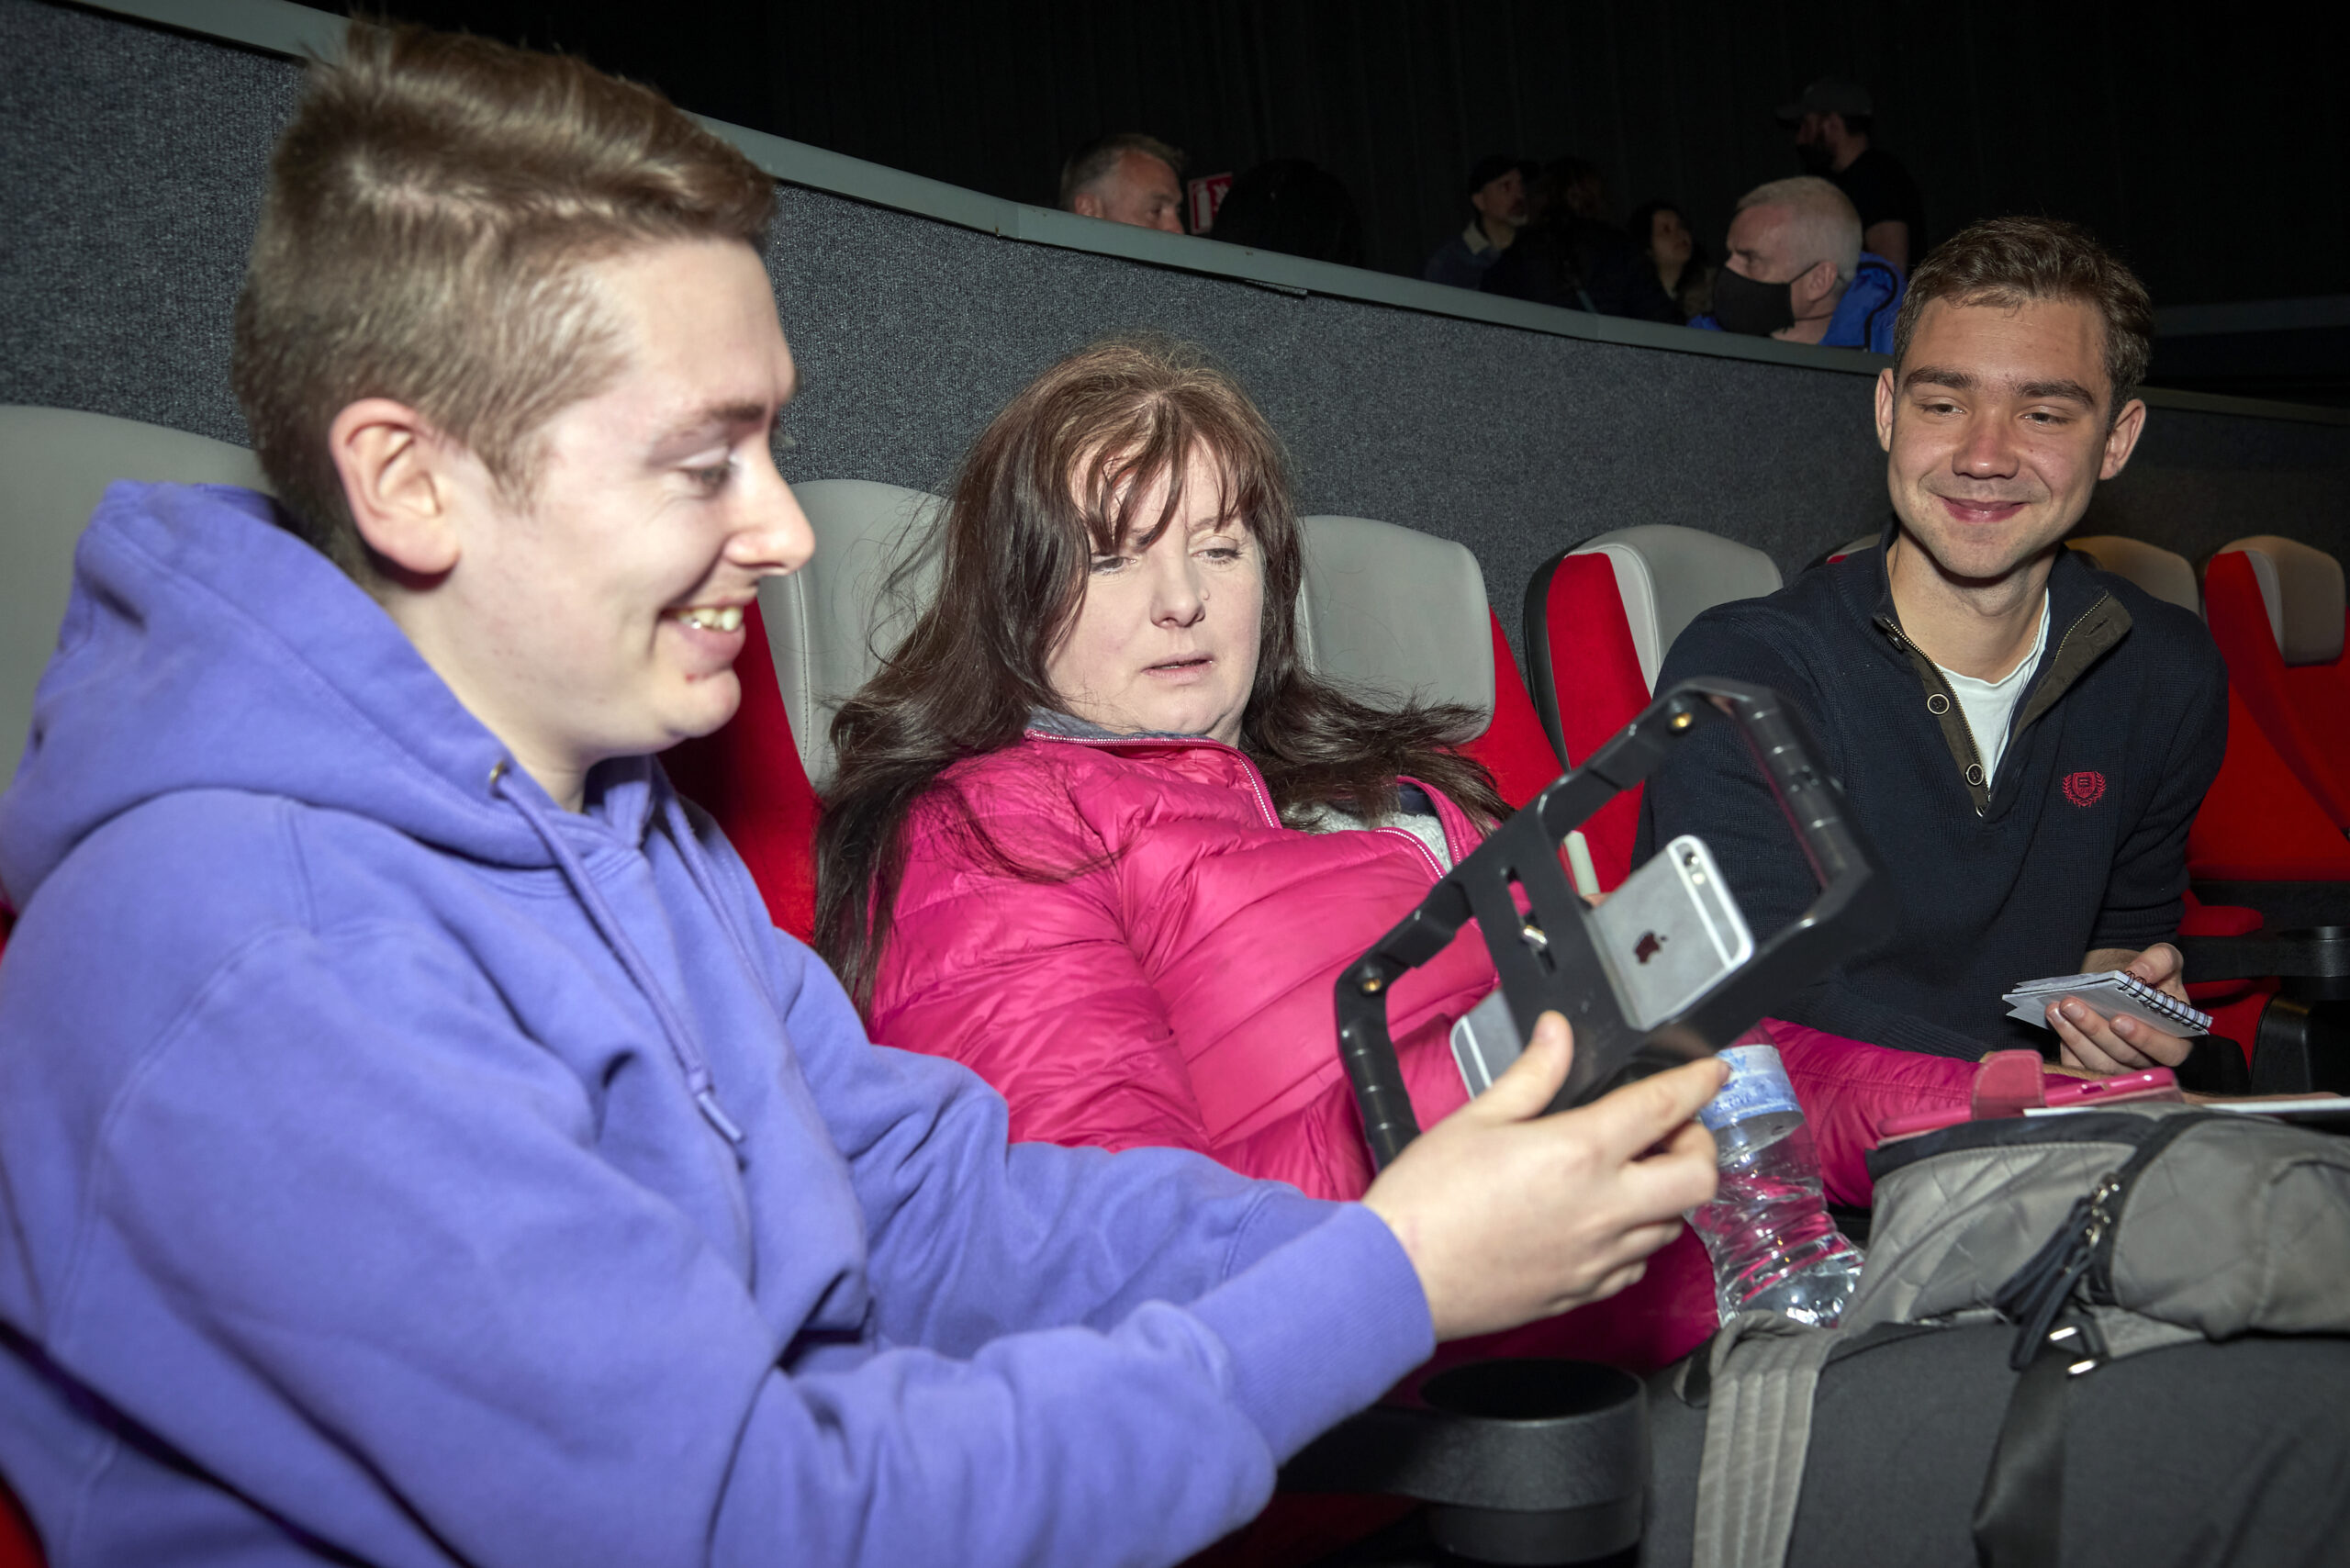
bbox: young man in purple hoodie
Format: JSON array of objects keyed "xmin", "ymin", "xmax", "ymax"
[{"xmin": 0, "ymin": 25, "xmax": 1729, "ymax": 1566}]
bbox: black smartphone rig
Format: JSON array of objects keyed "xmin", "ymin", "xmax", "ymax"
[{"xmin": 1335, "ymin": 678, "xmax": 1888, "ymax": 1170}]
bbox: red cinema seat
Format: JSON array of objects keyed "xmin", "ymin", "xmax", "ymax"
[
  {"xmin": 664, "ymin": 480, "xmax": 940, "ymax": 942},
  {"xmin": 1521, "ymin": 525, "xmax": 1782, "ymax": 888},
  {"xmin": 2205, "ymin": 537, "xmax": 2350, "ymax": 832},
  {"xmin": 0, "ymin": 1472, "xmax": 41, "ymax": 1568}
]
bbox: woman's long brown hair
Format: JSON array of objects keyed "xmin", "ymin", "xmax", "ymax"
[{"xmin": 814, "ymin": 336, "xmax": 1505, "ymax": 1009}]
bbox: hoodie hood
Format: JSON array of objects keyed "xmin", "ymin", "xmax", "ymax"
[{"xmin": 3, "ymin": 482, "xmax": 650, "ymax": 909}]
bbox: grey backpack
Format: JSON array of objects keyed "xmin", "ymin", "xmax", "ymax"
[{"xmin": 1684, "ymin": 1103, "xmax": 2350, "ymax": 1568}]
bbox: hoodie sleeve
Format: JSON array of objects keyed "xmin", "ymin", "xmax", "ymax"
[{"xmin": 10, "ymin": 855, "xmax": 1427, "ymax": 1568}]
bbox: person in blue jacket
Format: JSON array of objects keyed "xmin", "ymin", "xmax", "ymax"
[
  {"xmin": 0, "ymin": 23, "xmax": 1728, "ymax": 1567},
  {"xmin": 1692, "ymin": 175, "xmax": 1904, "ymax": 353}
]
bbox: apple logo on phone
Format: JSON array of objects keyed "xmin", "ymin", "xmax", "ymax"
[{"xmin": 1634, "ymin": 931, "xmax": 1666, "ymax": 965}]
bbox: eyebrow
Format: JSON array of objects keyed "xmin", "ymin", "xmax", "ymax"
[
  {"xmin": 656, "ymin": 399, "xmax": 781, "ymax": 447},
  {"xmin": 1901, "ymin": 365, "xmax": 2098, "ymax": 406}
]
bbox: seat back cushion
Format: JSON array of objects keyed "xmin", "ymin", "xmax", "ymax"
[
  {"xmin": 2185, "ymin": 682, "xmax": 2350, "ymax": 882},
  {"xmin": 1, "ymin": 406, "xmax": 268, "ymax": 775},
  {"xmin": 757, "ymin": 480, "xmax": 944, "ymax": 790},
  {"xmin": 1295, "ymin": 515, "xmax": 1494, "ymax": 718},
  {"xmin": 2204, "ymin": 549, "xmax": 2350, "ymax": 829},
  {"xmin": 2219, "ymin": 535, "xmax": 2346, "ymax": 666},
  {"xmin": 1569, "ymin": 524, "xmax": 1783, "ymax": 691},
  {"xmin": 662, "ymin": 598, "xmax": 822, "ymax": 941},
  {"xmin": 1524, "ymin": 526, "xmax": 1783, "ymax": 887},
  {"xmin": 2066, "ymin": 535, "xmax": 2200, "ymax": 615},
  {"xmin": 1297, "ymin": 515, "xmax": 1564, "ymax": 807}
]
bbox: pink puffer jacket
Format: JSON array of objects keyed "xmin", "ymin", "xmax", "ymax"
[{"xmin": 869, "ymin": 729, "xmax": 1990, "ymax": 1368}]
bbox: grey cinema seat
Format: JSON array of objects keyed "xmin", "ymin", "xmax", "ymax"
[
  {"xmin": 1549, "ymin": 523, "xmax": 1783, "ymax": 694},
  {"xmin": 1295, "ymin": 513, "xmax": 1495, "ymax": 722},
  {"xmin": 754, "ymin": 478, "xmax": 943, "ymax": 790},
  {"xmin": 2066, "ymin": 535, "xmax": 2201, "ymax": 614},
  {"xmin": 0, "ymin": 406, "xmax": 270, "ymax": 774}
]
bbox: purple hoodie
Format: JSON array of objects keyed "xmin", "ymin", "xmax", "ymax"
[{"xmin": 0, "ymin": 484, "xmax": 1434, "ymax": 1566}]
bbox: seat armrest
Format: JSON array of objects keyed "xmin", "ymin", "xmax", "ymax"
[{"xmin": 2175, "ymin": 927, "xmax": 2350, "ymax": 995}]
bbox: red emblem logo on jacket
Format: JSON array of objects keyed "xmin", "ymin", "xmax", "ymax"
[{"xmin": 2063, "ymin": 770, "xmax": 2107, "ymax": 808}]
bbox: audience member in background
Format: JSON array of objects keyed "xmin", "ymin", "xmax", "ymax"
[
  {"xmin": 1420, "ymin": 153, "xmax": 1527, "ymax": 289},
  {"xmin": 1693, "ymin": 175, "xmax": 1902, "ymax": 352},
  {"xmin": 1779, "ymin": 77, "xmax": 1926, "ymax": 272},
  {"xmin": 1482, "ymin": 156, "xmax": 1677, "ymax": 322},
  {"xmin": 1209, "ymin": 158, "xmax": 1365, "ymax": 268},
  {"xmin": 1643, "ymin": 218, "xmax": 2226, "ymax": 1070},
  {"xmin": 1628, "ymin": 198, "xmax": 1714, "ymax": 320},
  {"xmin": 1059, "ymin": 131, "xmax": 1187, "ymax": 234}
]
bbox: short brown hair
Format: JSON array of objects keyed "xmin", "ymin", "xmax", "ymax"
[
  {"xmin": 231, "ymin": 22, "xmax": 775, "ymax": 579},
  {"xmin": 1892, "ymin": 217, "xmax": 2154, "ymax": 414}
]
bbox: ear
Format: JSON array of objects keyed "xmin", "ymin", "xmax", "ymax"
[
  {"xmin": 1071, "ymin": 189, "xmax": 1107, "ymax": 220},
  {"xmin": 1802, "ymin": 259, "xmax": 1840, "ymax": 306},
  {"xmin": 327, "ymin": 398, "xmax": 461, "ymax": 578},
  {"xmin": 2099, "ymin": 398, "xmax": 2149, "ymax": 480},
  {"xmin": 1874, "ymin": 368, "xmax": 1897, "ymax": 452}
]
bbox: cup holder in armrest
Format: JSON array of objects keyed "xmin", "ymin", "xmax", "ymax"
[{"xmin": 1276, "ymin": 1359, "xmax": 1647, "ymax": 1565}]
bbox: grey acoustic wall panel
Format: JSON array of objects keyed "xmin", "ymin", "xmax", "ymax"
[{"xmin": 6, "ymin": 0, "xmax": 2346, "ymax": 674}]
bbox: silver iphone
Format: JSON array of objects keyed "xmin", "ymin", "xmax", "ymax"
[{"xmin": 1449, "ymin": 834, "xmax": 1753, "ymax": 1093}]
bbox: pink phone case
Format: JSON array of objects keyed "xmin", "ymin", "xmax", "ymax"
[
  {"xmin": 2042, "ymin": 1068, "xmax": 2182, "ymax": 1107},
  {"xmin": 1875, "ymin": 1064, "xmax": 2182, "ymax": 1140}
]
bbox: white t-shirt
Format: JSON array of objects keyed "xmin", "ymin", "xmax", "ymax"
[{"xmin": 1936, "ymin": 596, "xmax": 2051, "ymax": 788}]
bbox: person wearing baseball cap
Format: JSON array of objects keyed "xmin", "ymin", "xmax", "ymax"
[
  {"xmin": 1422, "ymin": 152, "xmax": 1529, "ymax": 290},
  {"xmin": 1777, "ymin": 76, "xmax": 1927, "ymax": 271}
]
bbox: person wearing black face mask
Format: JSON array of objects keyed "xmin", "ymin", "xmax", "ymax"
[
  {"xmin": 1690, "ymin": 176, "xmax": 1904, "ymax": 353},
  {"xmin": 1777, "ymin": 77, "xmax": 1926, "ymax": 273}
]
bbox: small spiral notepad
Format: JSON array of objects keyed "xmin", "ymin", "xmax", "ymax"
[{"xmin": 2003, "ymin": 970, "xmax": 2213, "ymax": 1038}]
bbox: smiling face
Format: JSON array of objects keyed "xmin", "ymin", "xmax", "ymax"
[
  {"xmin": 1875, "ymin": 293, "xmax": 2146, "ymax": 588},
  {"xmin": 1043, "ymin": 448, "xmax": 1263, "ymax": 745},
  {"xmin": 397, "ymin": 239, "xmax": 811, "ymax": 801}
]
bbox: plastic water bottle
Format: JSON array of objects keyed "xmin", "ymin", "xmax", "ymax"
[{"xmin": 1684, "ymin": 1034, "xmax": 1864, "ymax": 1328}]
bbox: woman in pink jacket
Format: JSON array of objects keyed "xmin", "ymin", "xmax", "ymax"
[{"xmin": 816, "ymin": 337, "xmax": 1983, "ymax": 1372}]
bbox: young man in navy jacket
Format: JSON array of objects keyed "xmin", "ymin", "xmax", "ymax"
[{"xmin": 1644, "ymin": 217, "xmax": 2226, "ymax": 1067}]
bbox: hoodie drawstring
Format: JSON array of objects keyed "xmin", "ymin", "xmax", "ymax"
[{"xmin": 494, "ymin": 767, "xmax": 747, "ymax": 1156}]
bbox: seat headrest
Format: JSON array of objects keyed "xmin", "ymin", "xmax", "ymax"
[
  {"xmin": 2217, "ymin": 536, "xmax": 2345, "ymax": 666},
  {"xmin": 1, "ymin": 406, "xmax": 271, "ymax": 767},
  {"xmin": 1296, "ymin": 515, "xmax": 1493, "ymax": 720},
  {"xmin": 757, "ymin": 479, "xmax": 943, "ymax": 790},
  {"xmin": 2065, "ymin": 535, "xmax": 2200, "ymax": 616},
  {"xmin": 1568, "ymin": 524, "xmax": 1783, "ymax": 689}
]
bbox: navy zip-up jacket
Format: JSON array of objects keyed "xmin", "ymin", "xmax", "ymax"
[{"xmin": 1639, "ymin": 524, "xmax": 2228, "ymax": 1058}]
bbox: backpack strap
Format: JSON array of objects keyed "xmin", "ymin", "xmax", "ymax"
[
  {"xmin": 1691, "ymin": 1312, "xmax": 1839, "ymax": 1568},
  {"xmin": 1971, "ymin": 1312, "xmax": 2102, "ymax": 1568}
]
